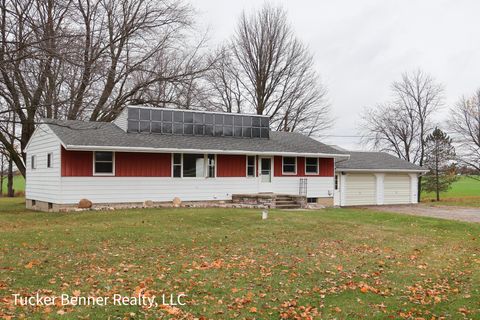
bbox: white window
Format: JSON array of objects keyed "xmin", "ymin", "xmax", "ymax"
[
  {"xmin": 207, "ymin": 154, "xmax": 215, "ymax": 178},
  {"xmin": 282, "ymin": 157, "xmax": 296, "ymax": 174},
  {"xmin": 31, "ymin": 155, "xmax": 36, "ymax": 169},
  {"xmin": 246, "ymin": 156, "xmax": 256, "ymax": 177},
  {"xmin": 305, "ymin": 157, "xmax": 318, "ymax": 174},
  {"xmin": 94, "ymin": 151, "xmax": 114, "ymax": 175},
  {"xmin": 173, "ymin": 154, "xmax": 182, "ymax": 177},
  {"xmin": 47, "ymin": 153, "xmax": 53, "ymax": 168},
  {"xmin": 173, "ymin": 154, "xmax": 215, "ymax": 178}
]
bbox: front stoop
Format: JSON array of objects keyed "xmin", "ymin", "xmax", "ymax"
[{"xmin": 232, "ymin": 193, "xmax": 306, "ymax": 209}]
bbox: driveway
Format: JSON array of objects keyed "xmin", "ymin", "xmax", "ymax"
[{"xmin": 363, "ymin": 204, "xmax": 480, "ymax": 223}]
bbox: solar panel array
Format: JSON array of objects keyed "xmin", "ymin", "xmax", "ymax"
[{"xmin": 127, "ymin": 107, "xmax": 270, "ymax": 139}]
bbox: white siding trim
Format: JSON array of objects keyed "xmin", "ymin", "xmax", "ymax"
[{"xmin": 374, "ymin": 173, "xmax": 385, "ymax": 205}]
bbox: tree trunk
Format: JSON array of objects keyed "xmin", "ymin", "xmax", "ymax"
[{"xmin": 7, "ymin": 156, "xmax": 13, "ymax": 197}]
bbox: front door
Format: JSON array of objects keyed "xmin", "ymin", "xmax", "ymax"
[{"xmin": 259, "ymin": 157, "xmax": 273, "ymax": 192}]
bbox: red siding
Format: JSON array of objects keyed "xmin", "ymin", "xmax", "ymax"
[
  {"xmin": 274, "ymin": 156, "xmax": 334, "ymax": 177},
  {"xmin": 61, "ymin": 148, "xmax": 93, "ymax": 176},
  {"xmin": 61, "ymin": 149, "xmax": 171, "ymax": 177},
  {"xmin": 116, "ymin": 152, "xmax": 171, "ymax": 177},
  {"xmin": 217, "ymin": 155, "xmax": 246, "ymax": 177}
]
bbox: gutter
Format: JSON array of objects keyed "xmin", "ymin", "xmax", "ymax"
[
  {"xmin": 64, "ymin": 144, "xmax": 350, "ymax": 159},
  {"xmin": 335, "ymin": 168, "xmax": 429, "ymax": 173}
]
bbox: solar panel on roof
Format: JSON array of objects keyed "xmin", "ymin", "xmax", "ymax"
[{"xmin": 126, "ymin": 107, "xmax": 270, "ymax": 139}]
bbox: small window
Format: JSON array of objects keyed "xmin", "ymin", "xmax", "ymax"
[
  {"xmin": 305, "ymin": 157, "xmax": 318, "ymax": 174},
  {"xmin": 32, "ymin": 200, "xmax": 36, "ymax": 206},
  {"xmin": 282, "ymin": 157, "xmax": 296, "ymax": 174},
  {"xmin": 94, "ymin": 152, "xmax": 114, "ymax": 175},
  {"xmin": 48, "ymin": 202, "xmax": 53, "ymax": 210},
  {"xmin": 207, "ymin": 154, "xmax": 215, "ymax": 178},
  {"xmin": 173, "ymin": 154, "xmax": 182, "ymax": 177},
  {"xmin": 247, "ymin": 156, "xmax": 256, "ymax": 177},
  {"xmin": 335, "ymin": 175, "xmax": 339, "ymax": 190},
  {"xmin": 47, "ymin": 153, "xmax": 53, "ymax": 168},
  {"xmin": 307, "ymin": 197, "xmax": 317, "ymax": 203},
  {"xmin": 31, "ymin": 155, "xmax": 36, "ymax": 169}
]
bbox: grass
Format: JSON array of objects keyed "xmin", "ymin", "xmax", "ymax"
[
  {"xmin": 1, "ymin": 198, "xmax": 479, "ymax": 319},
  {"xmin": 422, "ymin": 175, "xmax": 480, "ymax": 207}
]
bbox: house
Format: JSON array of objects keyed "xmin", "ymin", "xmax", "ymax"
[{"xmin": 24, "ymin": 105, "xmax": 426, "ymax": 211}]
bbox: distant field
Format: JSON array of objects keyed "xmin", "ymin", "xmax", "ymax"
[
  {"xmin": 422, "ymin": 175, "xmax": 480, "ymax": 206},
  {"xmin": 1, "ymin": 175, "xmax": 25, "ymax": 195}
]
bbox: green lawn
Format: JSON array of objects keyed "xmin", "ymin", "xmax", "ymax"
[
  {"xmin": 0, "ymin": 198, "xmax": 479, "ymax": 319},
  {"xmin": 422, "ymin": 176, "xmax": 480, "ymax": 207}
]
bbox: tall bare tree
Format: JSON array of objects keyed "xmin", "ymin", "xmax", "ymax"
[
  {"xmin": 205, "ymin": 4, "xmax": 332, "ymax": 135},
  {"xmin": 361, "ymin": 69, "xmax": 444, "ymax": 200},
  {"xmin": 448, "ymin": 89, "xmax": 480, "ymax": 179},
  {"xmin": 0, "ymin": 0, "xmax": 206, "ymax": 177}
]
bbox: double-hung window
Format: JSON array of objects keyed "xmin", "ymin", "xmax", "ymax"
[
  {"xmin": 94, "ymin": 152, "xmax": 114, "ymax": 175},
  {"xmin": 282, "ymin": 157, "xmax": 296, "ymax": 174},
  {"xmin": 305, "ymin": 157, "xmax": 319, "ymax": 174}
]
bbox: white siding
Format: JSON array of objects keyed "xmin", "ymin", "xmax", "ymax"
[
  {"xmin": 25, "ymin": 124, "xmax": 62, "ymax": 202},
  {"xmin": 58, "ymin": 176, "xmax": 333, "ymax": 204},
  {"xmin": 344, "ymin": 174, "xmax": 376, "ymax": 205},
  {"xmin": 271, "ymin": 177, "xmax": 333, "ymax": 197},
  {"xmin": 113, "ymin": 108, "xmax": 128, "ymax": 131},
  {"xmin": 384, "ymin": 174, "xmax": 411, "ymax": 204}
]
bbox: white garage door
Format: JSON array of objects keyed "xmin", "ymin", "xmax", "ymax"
[
  {"xmin": 384, "ymin": 174, "xmax": 411, "ymax": 204},
  {"xmin": 345, "ymin": 174, "xmax": 376, "ymax": 205}
]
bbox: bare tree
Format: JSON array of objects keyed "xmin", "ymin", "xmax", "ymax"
[
  {"xmin": 361, "ymin": 69, "xmax": 444, "ymax": 200},
  {"xmin": 448, "ymin": 89, "xmax": 480, "ymax": 179},
  {"xmin": 209, "ymin": 4, "xmax": 332, "ymax": 135},
  {"xmin": 205, "ymin": 46, "xmax": 243, "ymax": 113},
  {"xmin": 0, "ymin": 0, "xmax": 207, "ymax": 177}
]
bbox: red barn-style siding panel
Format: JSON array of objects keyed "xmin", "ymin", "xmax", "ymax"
[
  {"xmin": 318, "ymin": 158, "xmax": 334, "ymax": 176},
  {"xmin": 274, "ymin": 156, "xmax": 334, "ymax": 177},
  {"xmin": 61, "ymin": 148, "xmax": 93, "ymax": 176},
  {"xmin": 217, "ymin": 155, "xmax": 246, "ymax": 177},
  {"xmin": 116, "ymin": 152, "xmax": 171, "ymax": 177}
]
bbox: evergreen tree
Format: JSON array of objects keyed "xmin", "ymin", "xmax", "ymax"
[{"xmin": 422, "ymin": 128, "xmax": 457, "ymax": 201}]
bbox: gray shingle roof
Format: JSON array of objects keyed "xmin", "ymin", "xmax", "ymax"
[
  {"xmin": 336, "ymin": 151, "xmax": 426, "ymax": 171},
  {"xmin": 42, "ymin": 119, "xmax": 346, "ymax": 156}
]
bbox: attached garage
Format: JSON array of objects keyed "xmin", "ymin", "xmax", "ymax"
[
  {"xmin": 384, "ymin": 174, "xmax": 411, "ymax": 204},
  {"xmin": 334, "ymin": 151, "xmax": 428, "ymax": 206},
  {"xmin": 344, "ymin": 174, "xmax": 376, "ymax": 205}
]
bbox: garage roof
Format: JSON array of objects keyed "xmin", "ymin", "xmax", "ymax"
[{"xmin": 335, "ymin": 151, "xmax": 427, "ymax": 172}]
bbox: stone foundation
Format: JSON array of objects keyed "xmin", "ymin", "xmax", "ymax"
[
  {"xmin": 26, "ymin": 198, "xmax": 275, "ymax": 213},
  {"xmin": 316, "ymin": 197, "xmax": 334, "ymax": 207}
]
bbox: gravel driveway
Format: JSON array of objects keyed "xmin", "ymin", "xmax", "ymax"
[{"xmin": 363, "ymin": 204, "xmax": 480, "ymax": 223}]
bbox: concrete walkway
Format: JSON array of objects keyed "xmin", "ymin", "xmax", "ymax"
[{"xmin": 363, "ymin": 204, "xmax": 480, "ymax": 223}]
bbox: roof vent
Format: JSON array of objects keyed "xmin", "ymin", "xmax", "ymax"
[{"xmin": 126, "ymin": 106, "xmax": 270, "ymax": 139}]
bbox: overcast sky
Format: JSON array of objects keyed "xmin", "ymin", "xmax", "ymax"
[{"xmin": 190, "ymin": 0, "xmax": 480, "ymax": 150}]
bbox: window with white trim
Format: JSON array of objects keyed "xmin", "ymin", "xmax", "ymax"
[
  {"xmin": 94, "ymin": 152, "xmax": 114, "ymax": 175},
  {"xmin": 173, "ymin": 153, "xmax": 182, "ymax": 177},
  {"xmin": 305, "ymin": 157, "xmax": 318, "ymax": 174},
  {"xmin": 282, "ymin": 157, "xmax": 296, "ymax": 174},
  {"xmin": 31, "ymin": 155, "xmax": 36, "ymax": 169},
  {"xmin": 47, "ymin": 153, "xmax": 53, "ymax": 168},
  {"xmin": 207, "ymin": 154, "xmax": 215, "ymax": 178},
  {"xmin": 247, "ymin": 156, "xmax": 256, "ymax": 177}
]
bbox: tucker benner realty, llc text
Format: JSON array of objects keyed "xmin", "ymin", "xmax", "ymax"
[{"xmin": 13, "ymin": 293, "xmax": 186, "ymax": 308}]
